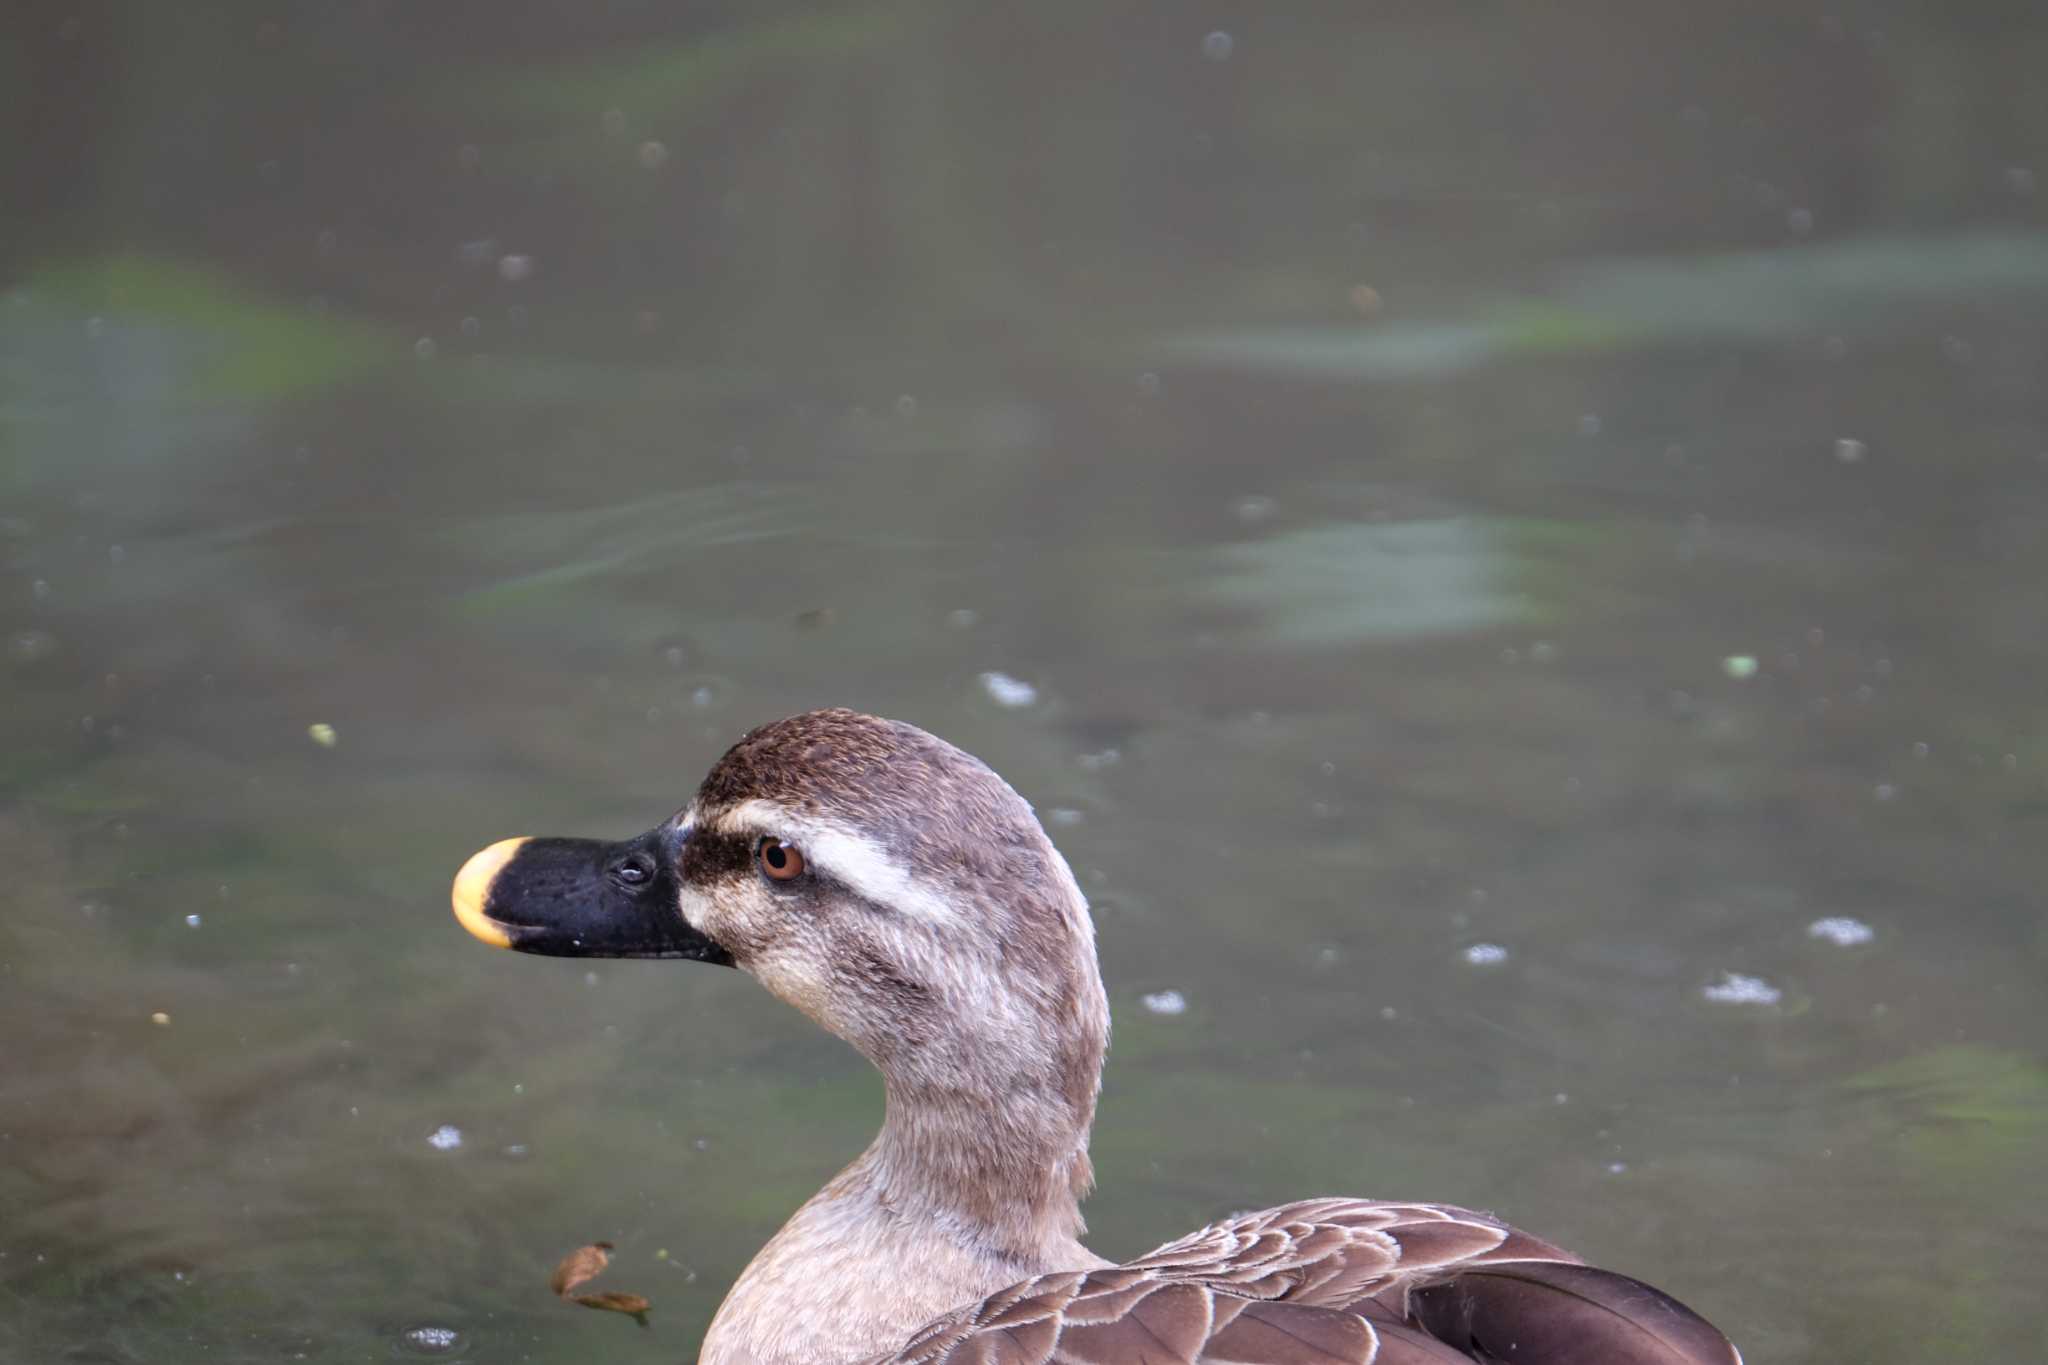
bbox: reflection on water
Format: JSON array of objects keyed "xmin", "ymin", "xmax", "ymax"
[{"xmin": 4, "ymin": 3, "xmax": 2047, "ymax": 1362}]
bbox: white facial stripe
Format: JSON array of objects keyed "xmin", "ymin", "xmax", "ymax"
[{"xmin": 714, "ymin": 798, "xmax": 958, "ymax": 924}]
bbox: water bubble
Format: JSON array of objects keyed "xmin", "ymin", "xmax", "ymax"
[
  {"xmin": 459, "ymin": 316, "xmax": 481, "ymax": 339},
  {"xmin": 31, "ymin": 579, "xmax": 50, "ymax": 601},
  {"xmin": 1807, "ymin": 916, "xmax": 1874, "ymax": 947},
  {"xmin": 1379, "ymin": 1005, "xmax": 1398, "ymax": 1020},
  {"xmin": 1141, "ymin": 989, "xmax": 1187, "ymax": 1016},
  {"xmin": 1136, "ymin": 371, "xmax": 1161, "ymax": 396},
  {"xmin": 399, "ymin": 1325, "xmax": 465, "ymax": 1355},
  {"xmin": 1702, "ymin": 972, "xmax": 1782, "ymax": 1006},
  {"xmin": 1872, "ymin": 782, "xmax": 1898, "ymax": 802},
  {"xmin": 1348, "ymin": 284, "xmax": 1383, "ymax": 316},
  {"xmin": 8, "ymin": 630, "xmax": 55, "ymax": 664},
  {"xmin": 2006, "ymin": 166, "xmax": 2037, "ymax": 196},
  {"xmin": 497, "ymin": 254, "xmax": 534, "ymax": 282},
  {"xmin": 1528, "ymin": 640, "xmax": 1559, "ymax": 664},
  {"xmin": 1833, "ymin": 437, "xmax": 1866, "ymax": 463},
  {"xmin": 636, "ymin": 140, "xmax": 668, "ymax": 169},
  {"xmin": 307, "ymin": 722, "xmax": 338, "ymax": 748},
  {"xmin": 944, "ymin": 608, "xmax": 980, "ymax": 630},
  {"xmin": 1577, "ymin": 413, "xmax": 1603, "ymax": 436},
  {"xmin": 893, "ymin": 394, "xmax": 918, "ymax": 418},
  {"xmin": 1077, "ymin": 748, "xmax": 1121, "ymax": 772},
  {"xmin": 1910, "ymin": 741, "xmax": 1930, "ymax": 759},
  {"xmin": 601, "ymin": 108, "xmax": 628, "ymax": 136},
  {"xmin": 1233, "ymin": 494, "xmax": 1276, "ymax": 523},
  {"xmin": 1201, "ymin": 30, "xmax": 1234, "ymax": 61},
  {"xmin": 1605, "ymin": 1161, "xmax": 1630, "ymax": 1176},
  {"xmin": 150, "ymin": 1011, "xmax": 171, "ymax": 1027},
  {"xmin": 1721, "ymin": 655, "xmax": 1759, "ymax": 680},
  {"xmin": 426, "ymin": 1124, "xmax": 464, "ymax": 1151},
  {"xmin": 1047, "ymin": 808, "xmax": 1085, "ymax": 827},
  {"xmin": 1461, "ymin": 943, "xmax": 1510, "ymax": 967},
  {"xmin": 980, "ymin": 671, "xmax": 1038, "ymax": 708},
  {"xmin": 184, "ymin": 913, "xmax": 202, "ymax": 928},
  {"xmin": 413, "ymin": 337, "xmax": 437, "ymax": 361},
  {"xmin": 1786, "ymin": 207, "xmax": 1814, "ymax": 235}
]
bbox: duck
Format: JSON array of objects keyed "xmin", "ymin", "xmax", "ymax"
[{"xmin": 450, "ymin": 708, "xmax": 1741, "ymax": 1365}]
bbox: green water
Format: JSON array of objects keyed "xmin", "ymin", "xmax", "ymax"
[{"xmin": 4, "ymin": 3, "xmax": 2047, "ymax": 1361}]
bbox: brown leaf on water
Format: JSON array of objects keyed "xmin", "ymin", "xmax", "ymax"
[
  {"xmin": 549, "ymin": 1241, "xmax": 615, "ymax": 1298},
  {"xmin": 548, "ymin": 1242, "xmax": 650, "ymax": 1327},
  {"xmin": 572, "ymin": 1291, "xmax": 653, "ymax": 1327}
]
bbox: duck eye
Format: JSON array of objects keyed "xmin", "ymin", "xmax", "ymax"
[{"xmin": 758, "ymin": 837, "xmax": 806, "ymax": 882}]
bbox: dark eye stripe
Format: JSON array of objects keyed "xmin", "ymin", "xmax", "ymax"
[{"xmin": 680, "ymin": 829, "xmax": 753, "ymax": 882}]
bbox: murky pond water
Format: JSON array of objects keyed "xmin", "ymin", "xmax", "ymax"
[{"xmin": 5, "ymin": 4, "xmax": 2046, "ymax": 1362}]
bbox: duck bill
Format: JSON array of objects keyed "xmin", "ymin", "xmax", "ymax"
[{"xmin": 450, "ymin": 830, "xmax": 733, "ymax": 965}]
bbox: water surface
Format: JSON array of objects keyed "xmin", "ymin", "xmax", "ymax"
[{"xmin": 4, "ymin": 4, "xmax": 2047, "ymax": 1362}]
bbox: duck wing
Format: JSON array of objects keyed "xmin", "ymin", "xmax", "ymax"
[{"xmin": 878, "ymin": 1197, "xmax": 1740, "ymax": 1365}]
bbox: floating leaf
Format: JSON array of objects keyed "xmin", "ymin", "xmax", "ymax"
[
  {"xmin": 549, "ymin": 1241, "xmax": 649, "ymax": 1327},
  {"xmin": 549, "ymin": 1241, "xmax": 614, "ymax": 1297},
  {"xmin": 571, "ymin": 1291, "xmax": 652, "ymax": 1327}
]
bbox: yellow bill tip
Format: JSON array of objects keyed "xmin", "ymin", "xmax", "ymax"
[{"xmin": 451, "ymin": 836, "xmax": 530, "ymax": 949}]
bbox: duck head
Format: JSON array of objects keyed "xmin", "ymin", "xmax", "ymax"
[{"xmin": 451, "ymin": 708, "xmax": 1109, "ymax": 1112}]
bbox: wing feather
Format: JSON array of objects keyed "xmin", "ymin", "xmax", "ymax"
[{"xmin": 876, "ymin": 1199, "xmax": 1738, "ymax": 1365}]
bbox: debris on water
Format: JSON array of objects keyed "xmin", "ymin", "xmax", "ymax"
[
  {"xmin": 399, "ymin": 1325, "xmax": 465, "ymax": 1355},
  {"xmin": 184, "ymin": 913, "xmax": 202, "ymax": 928},
  {"xmin": 1461, "ymin": 943, "xmax": 1510, "ymax": 966},
  {"xmin": 1808, "ymin": 916, "xmax": 1874, "ymax": 947},
  {"xmin": 551, "ymin": 1242, "xmax": 651, "ymax": 1327},
  {"xmin": 426, "ymin": 1124, "xmax": 464, "ymax": 1151},
  {"xmin": 307, "ymin": 723, "xmax": 338, "ymax": 748},
  {"xmin": 1702, "ymin": 972, "xmax": 1782, "ymax": 1006},
  {"xmin": 1141, "ymin": 990, "xmax": 1187, "ymax": 1016},
  {"xmin": 979, "ymin": 671, "xmax": 1038, "ymax": 708},
  {"xmin": 551, "ymin": 1242, "xmax": 613, "ymax": 1297},
  {"xmin": 1721, "ymin": 654, "xmax": 1759, "ymax": 680},
  {"xmin": 150, "ymin": 1011, "xmax": 170, "ymax": 1027}
]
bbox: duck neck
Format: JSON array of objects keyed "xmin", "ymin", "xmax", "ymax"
[{"xmin": 859, "ymin": 1057, "xmax": 1099, "ymax": 1263}]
